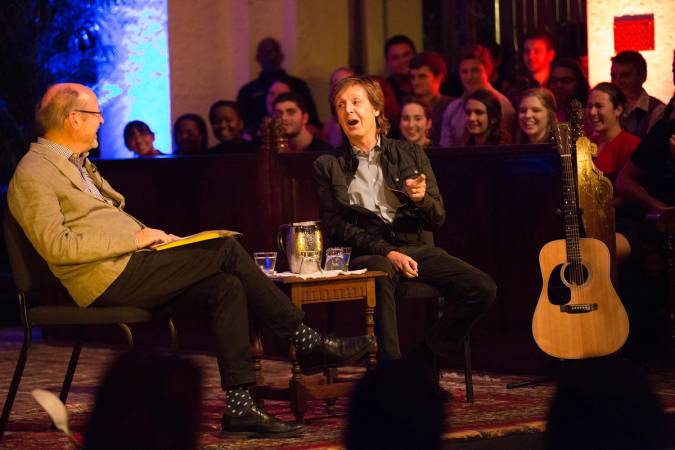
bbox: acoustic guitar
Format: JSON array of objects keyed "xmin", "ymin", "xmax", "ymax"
[{"xmin": 531, "ymin": 122, "xmax": 629, "ymax": 359}]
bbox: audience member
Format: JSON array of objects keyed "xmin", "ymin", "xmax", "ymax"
[
  {"xmin": 503, "ymin": 31, "xmax": 555, "ymax": 107},
  {"xmin": 462, "ymin": 89, "xmax": 511, "ymax": 146},
  {"xmin": 273, "ymin": 92, "xmax": 331, "ymax": 152},
  {"xmin": 587, "ymin": 82, "xmax": 640, "ymax": 185},
  {"xmin": 439, "ymin": 44, "xmax": 515, "ymax": 146},
  {"xmin": 611, "ymin": 51, "xmax": 666, "ymax": 139},
  {"xmin": 614, "ymin": 71, "xmax": 674, "ymax": 366},
  {"xmin": 545, "ymin": 358, "xmax": 667, "ymax": 450},
  {"xmin": 9, "ymin": 82, "xmax": 373, "ymax": 438},
  {"xmin": 207, "ymin": 100, "xmax": 255, "ymax": 154},
  {"xmin": 83, "ymin": 352, "xmax": 202, "ymax": 450},
  {"xmin": 548, "ymin": 58, "xmax": 590, "ymax": 122},
  {"xmin": 522, "ymin": 30, "xmax": 556, "ymax": 88},
  {"xmin": 173, "ymin": 113, "xmax": 207, "ymax": 155},
  {"xmin": 236, "ymin": 37, "xmax": 320, "ymax": 136},
  {"xmin": 323, "ymin": 67, "xmax": 355, "ymax": 147},
  {"xmin": 384, "ymin": 35, "xmax": 416, "ymax": 106},
  {"xmin": 344, "ymin": 359, "xmax": 446, "ymax": 450},
  {"xmin": 399, "ymin": 98, "xmax": 432, "ymax": 147},
  {"xmin": 516, "ymin": 88, "xmax": 557, "ymax": 144},
  {"xmin": 410, "ymin": 51, "xmax": 453, "ymax": 144},
  {"xmin": 123, "ymin": 121, "xmax": 163, "ymax": 157}
]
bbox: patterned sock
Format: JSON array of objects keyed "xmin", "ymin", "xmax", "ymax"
[
  {"xmin": 224, "ymin": 387, "xmax": 254, "ymax": 416},
  {"xmin": 292, "ymin": 323, "xmax": 321, "ymax": 353}
]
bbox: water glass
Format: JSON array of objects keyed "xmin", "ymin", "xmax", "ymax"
[
  {"xmin": 253, "ymin": 252, "xmax": 277, "ymax": 275},
  {"xmin": 324, "ymin": 247, "xmax": 351, "ymax": 271},
  {"xmin": 298, "ymin": 250, "xmax": 322, "ymax": 274}
]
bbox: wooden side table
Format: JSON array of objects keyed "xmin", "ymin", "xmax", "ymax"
[{"xmin": 252, "ymin": 271, "xmax": 386, "ymax": 422}]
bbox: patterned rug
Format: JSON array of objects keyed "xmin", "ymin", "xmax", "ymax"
[{"xmin": 0, "ymin": 329, "xmax": 674, "ymax": 450}]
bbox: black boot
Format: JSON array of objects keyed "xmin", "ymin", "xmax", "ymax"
[
  {"xmin": 221, "ymin": 403, "xmax": 303, "ymax": 438},
  {"xmin": 296, "ymin": 334, "xmax": 374, "ymax": 375}
]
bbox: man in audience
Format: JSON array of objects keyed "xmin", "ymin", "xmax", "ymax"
[
  {"xmin": 236, "ymin": 37, "xmax": 320, "ymax": 137},
  {"xmin": 8, "ymin": 82, "xmax": 372, "ymax": 439},
  {"xmin": 522, "ymin": 31, "xmax": 556, "ymax": 88},
  {"xmin": 410, "ymin": 51, "xmax": 454, "ymax": 144},
  {"xmin": 502, "ymin": 31, "xmax": 555, "ymax": 106},
  {"xmin": 611, "ymin": 50, "xmax": 666, "ymax": 139},
  {"xmin": 614, "ymin": 76, "xmax": 674, "ymax": 365},
  {"xmin": 273, "ymin": 92, "xmax": 331, "ymax": 152},
  {"xmin": 384, "ymin": 35, "xmax": 416, "ymax": 106},
  {"xmin": 439, "ymin": 44, "xmax": 516, "ymax": 146},
  {"xmin": 313, "ymin": 76, "xmax": 496, "ymax": 383}
]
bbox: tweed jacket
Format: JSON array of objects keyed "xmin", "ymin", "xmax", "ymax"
[
  {"xmin": 312, "ymin": 136, "xmax": 445, "ymax": 257},
  {"xmin": 8, "ymin": 141, "xmax": 143, "ymax": 307}
]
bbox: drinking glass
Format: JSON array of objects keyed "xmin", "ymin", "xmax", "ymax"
[
  {"xmin": 324, "ymin": 247, "xmax": 351, "ymax": 271},
  {"xmin": 298, "ymin": 250, "xmax": 322, "ymax": 274},
  {"xmin": 253, "ymin": 252, "xmax": 277, "ymax": 275}
]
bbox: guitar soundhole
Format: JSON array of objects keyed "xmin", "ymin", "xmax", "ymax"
[{"xmin": 562, "ymin": 262, "xmax": 589, "ymax": 286}]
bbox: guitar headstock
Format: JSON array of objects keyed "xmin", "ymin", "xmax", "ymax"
[{"xmin": 554, "ymin": 122, "xmax": 571, "ymax": 157}]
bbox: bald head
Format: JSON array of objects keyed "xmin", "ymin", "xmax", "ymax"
[
  {"xmin": 37, "ymin": 83, "xmax": 95, "ymax": 134},
  {"xmin": 37, "ymin": 83, "xmax": 103, "ymax": 153}
]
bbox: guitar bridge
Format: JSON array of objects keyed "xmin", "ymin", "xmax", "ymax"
[{"xmin": 560, "ymin": 304, "xmax": 598, "ymax": 314}]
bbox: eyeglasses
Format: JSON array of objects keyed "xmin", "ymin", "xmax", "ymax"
[{"xmin": 73, "ymin": 109, "xmax": 103, "ymax": 118}]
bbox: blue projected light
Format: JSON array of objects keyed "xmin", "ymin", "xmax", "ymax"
[{"xmin": 95, "ymin": 1, "xmax": 171, "ymax": 158}]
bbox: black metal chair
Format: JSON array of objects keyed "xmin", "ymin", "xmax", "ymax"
[
  {"xmin": 396, "ymin": 280, "xmax": 474, "ymax": 403},
  {"xmin": 0, "ymin": 210, "xmax": 178, "ymax": 441}
]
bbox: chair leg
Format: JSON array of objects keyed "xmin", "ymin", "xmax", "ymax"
[
  {"xmin": 0, "ymin": 331, "xmax": 32, "ymax": 442},
  {"xmin": 59, "ymin": 340, "xmax": 82, "ymax": 405},
  {"xmin": 464, "ymin": 336, "xmax": 474, "ymax": 403}
]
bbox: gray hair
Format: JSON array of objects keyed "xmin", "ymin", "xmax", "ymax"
[{"xmin": 36, "ymin": 86, "xmax": 85, "ymax": 134}]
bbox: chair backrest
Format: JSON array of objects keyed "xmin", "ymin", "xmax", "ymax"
[{"xmin": 2, "ymin": 208, "xmax": 60, "ymax": 293}]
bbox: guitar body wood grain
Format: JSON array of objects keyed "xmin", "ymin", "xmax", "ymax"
[{"xmin": 532, "ymin": 237, "xmax": 629, "ymax": 359}]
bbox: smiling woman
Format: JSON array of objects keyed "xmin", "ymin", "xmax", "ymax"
[
  {"xmin": 399, "ymin": 98, "xmax": 432, "ymax": 148},
  {"xmin": 461, "ymin": 89, "xmax": 511, "ymax": 146},
  {"xmin": 516, "ymin": 87, "xmax": 557, "ymax": 144}
]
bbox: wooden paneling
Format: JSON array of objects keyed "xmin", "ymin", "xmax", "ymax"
[{"xmin": 94, "ymin": 143, "xmax": 563, "ymax": 373}]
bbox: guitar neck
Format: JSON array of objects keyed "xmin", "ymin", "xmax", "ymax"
[{"xmin": 557, "ymin": 123, "xmax": 582, "ymax": 264}]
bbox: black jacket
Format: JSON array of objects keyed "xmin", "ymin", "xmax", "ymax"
[{"xmin": 313, "ymin": 136, "xmax": 445, "ymax": 257}]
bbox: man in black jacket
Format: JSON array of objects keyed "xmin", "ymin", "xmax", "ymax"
[{"xmin": 313, "ymin": 76, "xmax": 496, "ymax": 369}]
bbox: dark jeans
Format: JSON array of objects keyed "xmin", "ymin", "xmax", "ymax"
[
  {"xmin": 351, "ymin": 245, "xmax": 496, "ymax": 360},
  {"xmin": 94, "ymin": 238, "xmax": 304, "ymax": 389}
]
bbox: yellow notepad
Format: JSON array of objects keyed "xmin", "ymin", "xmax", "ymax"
[{"xmin": 150, "ymin": 229, "xmax": 241, "ymax": 251}]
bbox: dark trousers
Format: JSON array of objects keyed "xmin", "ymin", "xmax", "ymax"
[
  {"xmin": 351, "ymin": 245, "xmax": 496, "ymax": 360},
  {"xmin": 95, "ymin": 238, "xmax": 304, "ymax": 389}
]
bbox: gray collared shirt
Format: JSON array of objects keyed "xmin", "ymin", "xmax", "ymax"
[
  {"xmin": 38, "ymin": 137, "xmax": 112, "ymax": 205},
  {"xmin": 347, "ymin": 137, "xmax": 401, "ymax": 223}
]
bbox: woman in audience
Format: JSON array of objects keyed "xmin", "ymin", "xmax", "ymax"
[
  {"xmin": 207, "ymin": 100, "xmax": 255, "ymax": 153},
  {"xmin": 548, "ymin": 58, "xmax": 590, "ymax": 122},
  {"xmin": 399, "ymin": 98, "xmax": 432, "ymax": 148},
  {"xmin": 516, "ymin": 88, "xmax": 557, "ymax": 144},
  {"xmin": 173, "ymin": 114, "xmax": 208, "ymax": 155},
  {"xmin": 462, "ymin": 89, "xmax": 511, "ymax": 145},
  {"xmin": 123, "ymin": 121, "xmax": 164, "ymax": 157},
  {"xmin": 587, "ymin": 82, "xmax": 640, "ymax": 184}
]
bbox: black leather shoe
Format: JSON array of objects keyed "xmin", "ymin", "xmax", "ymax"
[
  {"xmin": 221, "ymin": 404, "xmax": 304, "ymax": 438},
  {"xmin": 297, "ymin": 334, "xmax": 373, "ymax": 375}
]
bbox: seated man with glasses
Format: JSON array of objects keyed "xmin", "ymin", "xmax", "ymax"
[{"xmin": 8, "ymin": 83, "xmax": 372, "ymax": 438}]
